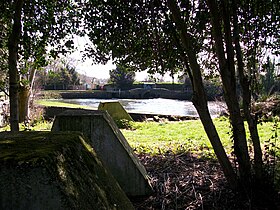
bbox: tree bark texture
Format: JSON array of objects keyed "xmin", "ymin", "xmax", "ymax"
[
  {"xmin": 207, "ymin": 0, "xmax": 251, "ymax": 184},
  {"xmin": 8, "ymin": 0, "xmax": 24, "ymax": 131},
  {"xmin": 18, "ymin": 85, "xmax": 30, "ymax": 123},
  {"xmin": 167, "ymin": 0, "xmax": 237, "ymax": 189},
  {"xmin": 18, "ymin": 68, "xmax": 37, "ymax": 123},
  {"xmin": 231, "ymin": 0, "xmax": 263, "ymax": 180}
]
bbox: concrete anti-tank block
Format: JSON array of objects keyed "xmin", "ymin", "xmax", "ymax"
[
  {"xmin": 0, "ymin": 131, "xmax": 134, "ymax": 210},
  {"xmin": 52, "ymin": 110, "xmax": 153, "ymax": 196},
  {"xmin": 98, "ymin": 101, "xmax": 133, "ymax": 122}
]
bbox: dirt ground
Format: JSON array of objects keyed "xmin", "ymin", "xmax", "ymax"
[{"xmin": 131, "ymin": 153, "xmax": 280, "ymax": 210}]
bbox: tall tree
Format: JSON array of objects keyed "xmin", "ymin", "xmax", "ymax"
[
  {"xmin": 207, "ymin": 0, "xmax": 253, "ymax": 184},
  {"xmin": 39, "ymin": 58, "xmax": 81, "ymax": 90},
  {"xmin": 0, "ymin": 12, "xmax": 9, "ymax": 95},
  {"xmin": 82, "ymin": 0, "xmax": 279, "ymax": 195},
  {"xmin": 109, "ymin": 65, "xmax": 136, "ymax": 90},
  {"xmin": 83, "ymin": 0, "xmax": 237, "ymax": 188},
  {"xmin": 261, "ymin": 57, "xmax": 277, "ymax": 94},
  {"xmin": 1, "ymin": 0, "xmax": 82, "ymax": 130},
  {"xmin": 167, "ymin": 0, "xmax": 239, "ymax": 188},
  {"xmin": 7, "ymin": 0, "xmax": 24, "ymax": 131}
]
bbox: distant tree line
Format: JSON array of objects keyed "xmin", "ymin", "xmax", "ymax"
[
  {"xmin": 36, "ymin": 59, "xmax": 80, "ymax": 90},
  {"xmin": 260, "ymin": 57, "xmax": 280, "ymax": 95}
]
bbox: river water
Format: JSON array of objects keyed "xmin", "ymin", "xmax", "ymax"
[{"xmin": 54, "ymin": 98, "xmax": 226, "ymax": 118}]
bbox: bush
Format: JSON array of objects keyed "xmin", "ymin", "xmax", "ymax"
[{"xmin": 115, "ymin": 119, "xmax": 134, "ymax": 129}]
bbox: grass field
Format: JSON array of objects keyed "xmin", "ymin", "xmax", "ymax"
[
  {"xmin": 121, "ymin": 117, "xmax": 280, "ymax": 158},
  {"xmin": 2, "ymin": 116, "xmax": 278, "ymax": 158},
  {"xmin": 36, "ymin": 99, "xmax": 94, "ymax": 109}
]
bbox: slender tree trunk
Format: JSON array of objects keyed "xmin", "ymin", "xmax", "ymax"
[
  {"xmin": 167, "ymin": 0, "xmax": 237, "ymax": 189},
  {"xmin": 8, "ymin": 0, "xmax": 24, "ymax": 131},
  {"xmin": 207, "ymin": 0, "xmax": 252, "ymax": 185},
  {"xmin": 18, "ymin": 85, "xmax": 30, "ymax": 123},
  {"xmin": 189, "ymin": 55, "xmax": 238, "ymax": 190},
  {"xmin": 18, "ymin": 67, "xmax": 37, "ymax": 123},
  {"xmin": 231, "ymin": 0, "xmax": 263, "ymax": 180}
]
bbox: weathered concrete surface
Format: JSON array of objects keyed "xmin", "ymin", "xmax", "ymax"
[
  {"xmin": 52, "ymin": 110, "xmax": 153, "ymax": 196},
  {"xmin": 98, "ymin": 101, "xmax": 133, "ymax": 122},
  {"xmin": 0, "ymin": 131, "xmax": 134, "ymax": 210}
]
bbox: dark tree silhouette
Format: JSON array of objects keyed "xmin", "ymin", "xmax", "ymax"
[{"xmin": 109, "ymin": 65, "xmax": 135, "ymax": 90}]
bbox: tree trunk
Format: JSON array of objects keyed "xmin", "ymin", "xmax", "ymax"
[
  {"xmin": 207, "ymin": 0, "xmax": 252, "ymax": 185},
  {"xmin": 8, "ymin": 0, "xmax": 24, "ymax": 131},
  {"xmin": 231, "ymin": 0, "xmax": 263, "ymax": 180},
  {"xmin": 18, "ymin": 85, "xmax": 30, "ymax": 123},
  {"xmin": 190, "ymin": 56, "xmax": 238, "ymax": 190},
  {"xmin": 167, "ymin": 0, "xmax": 237, "ymax": 189},
  {"xmin": 18, "ymin": 67, "xmax": 37, "ymax": 123}
]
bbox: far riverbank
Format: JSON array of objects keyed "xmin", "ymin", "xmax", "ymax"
[
  {"xmin": 38, "ymin": 88, "xmax": 222, "ymax": 101},
  {"xmin": 40, "ymin": 98, "xmax": 225, "ymax": 118},
  {"xmin": 42, "ymin": 106, "xmax": 198, "ymax": 122}
]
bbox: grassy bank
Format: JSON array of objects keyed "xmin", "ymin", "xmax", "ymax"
[
  {"xmin": 38, "ymin": 90, "xmax": 100, "ymax": 99},
  {"xmin": 36, "ymin": 99, "xmax": 94, "ymax": 109},
  {"xmin": 2, "ymin": 117, "xmax": 278, "ymax": 158},
  {"xmin": 121, "ymin": 117, "xmax": 280, "ymax": 158}
]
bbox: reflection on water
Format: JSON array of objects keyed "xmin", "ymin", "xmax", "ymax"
[{"xmin": 53, "ymin": 98, "xmax": 225, "ymax": 117}]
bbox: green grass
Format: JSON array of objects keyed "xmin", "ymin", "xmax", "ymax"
[
  {"xmin": 1, "ymin": 116, "xmax": 279, "ymax": 158},
  {"xmin": 121, "ymin": 117, "xmax": 280, "ymax": 158},
  {"xmin": 0, "ymin": 120, "xmax": 54, "ymax": 132},
  {"xmin": 36, "ymin": 99, "xmax": 94, "ymax": 109},
  {"xmin": 39, "ymin": 90, "xmax": 104, "ymax": 98}
]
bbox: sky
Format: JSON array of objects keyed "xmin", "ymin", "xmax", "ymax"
[
  {"xmin": 69, "ymin": 52, "xmax": 149, "ymax": 81},
  {"xmin": 68, "ymin": 35, "xmax": 280, "ymax": 82},
  {"xmin": 68, "ymin": 35, "xmax": 175, "ymax": 81},
  {"xmin": 68, "ymin": 36, "xmax": 150, "ymax": 81}
]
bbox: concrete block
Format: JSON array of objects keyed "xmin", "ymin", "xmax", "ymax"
[
  {"xmin": 0, "ymin": 131, "xmax": 134, "ymax": 210},
  {"xmin": 52, "ymin": 110, "xmax": 152, "ymax": 196},
  {"xmin": 98, "ymin": 101, "xmax": 133, "ymax": 122}
]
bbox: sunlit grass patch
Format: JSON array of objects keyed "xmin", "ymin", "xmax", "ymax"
[
  {"xmin": 35, "ymin": 99, "xmax": 94, "ymax": 109},
  {"xmin": 1, "ymin": 115, "xmax": 278, "ymax": 159},
  {"xmin": 121, "ymin": 119, "xmax": 231, "ymax": 158},
  {"xmin": 0, "ymin": 120, "xmax": 54, "ymax": 132},
  {"xmin": 121, "ymin": 117, "xmax": 280, "ymax": 158},
  {"xmin": 28, "ymin": 120, "xmax": 53, "ymax": 131}
]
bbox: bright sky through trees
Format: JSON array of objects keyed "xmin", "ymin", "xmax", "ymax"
[
  {"xmin": 69, "ymin": 35, "xmax": 279, "ymax": 81},
  {"xmin": 69, "ymin": 36, "xmax": 175, "ymax": 81},
  {"xmin": 68, "ymin": 35, "xmax": 115, "ymax": 79}
]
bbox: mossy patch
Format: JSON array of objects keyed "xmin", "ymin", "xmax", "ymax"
[{"xmin": 0, "ymin": 131, "xmax": 134, "ymax": 210}]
